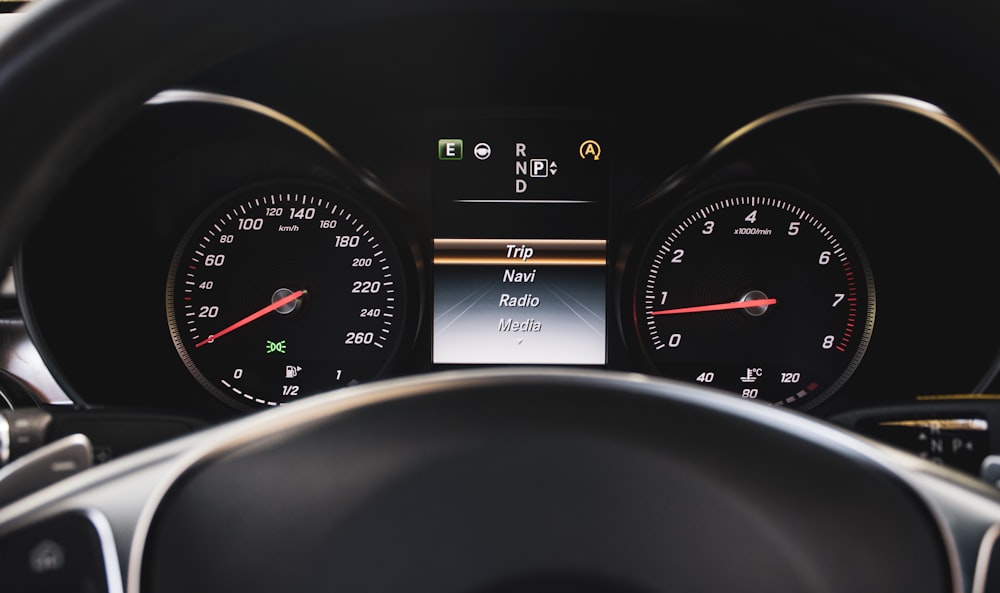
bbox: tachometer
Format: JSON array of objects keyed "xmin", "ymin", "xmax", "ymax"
[
  {"xmin": 166, "ymin": 183, "xmax": 410, "ymax": 410},
  {"xmin": 631, "ymin": 186, "xmax": 874, "ymax": 410}
]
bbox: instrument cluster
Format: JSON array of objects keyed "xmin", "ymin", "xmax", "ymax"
[
  {"xmin": 12, "ymin": 7, "xmax": 1000, "ymax": 421},
  {"xmin": 13, "ymin": 86, "xmax": 1000, "ymax": 421}
]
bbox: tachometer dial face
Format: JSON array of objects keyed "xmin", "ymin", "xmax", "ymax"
[
  {"xmin": 632, "ymin": 188, "xmax": 874, "ymax": 410},
  {"xmin": 166, "ymin": 185, "xmax": 409, "ymax": 410}
]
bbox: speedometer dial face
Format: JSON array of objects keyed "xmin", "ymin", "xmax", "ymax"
[
  {"xmin": 166, "ymin": 185, "xmax": 410, "ymax": 410},
  {"xmin": 632, "ymin": 188, "xmax": 875, "ymax": 410}
]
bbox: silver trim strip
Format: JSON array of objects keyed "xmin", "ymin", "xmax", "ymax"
[
  {"xmin": 975, "ymin": 351, "xmax": 1000, "ymax": 395},
  {"xmin": 144, "ymin": 89, "xmax": 404, "ymax": 208},
  {"xmin": 973, "ymin": 522, "xmax": 1000, "ymax": 593},
  {"xmin": 878, "ymin": 418, "xmax": 990, "ymax": 432},
  {"xmin": 85, "ymin": 508, "xmax": 126, "ymax": 593},
  {"xmin": 146, "ymin": 89, "xmax": 339, "ymax": 157},
  {"xmin": 1, "ymin": 266, "xmax": 14, "ymax": 299},
  {"xmin": 0, "ymin": 412, "xmax": 9, "ymax": 465},
  {"xmin": 0, "ymin": 13, "xmax": 22, "ymax": 38},
  {"xmin": 706, "ymin": 93, "xmax": 1000, "ymax": 176}
]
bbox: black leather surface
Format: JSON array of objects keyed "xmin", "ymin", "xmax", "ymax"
[{"xmin": 141, "ymin": 373, "xmax": 949, "ymax": 592}]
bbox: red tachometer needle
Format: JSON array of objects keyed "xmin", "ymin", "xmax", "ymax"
[
  {"xmin": 195, "ymin": 289, "xmax": 305, "ymax": 348},
  {"xmin": 651, "ymin": 297, "xmax": 777, "ymax": 316}
]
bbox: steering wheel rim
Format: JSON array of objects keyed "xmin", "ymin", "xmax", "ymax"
[
  {"xmin": 128, "ymin": 367, "xmax": 963, "ymax": 593},
  {"xmin": 2, "ymin": 1, "xmax": 1000, "ymax": 592}
]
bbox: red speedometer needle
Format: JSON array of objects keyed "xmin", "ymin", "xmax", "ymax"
[
  {"xmin": 195, "ymin": 289, "xmax": 305, "ymax": 348},
  {"xmin": 651, "ymin": 297, "xmax": 777, "ymax": 316}
]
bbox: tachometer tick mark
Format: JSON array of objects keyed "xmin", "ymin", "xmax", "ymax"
[{"xmin": 635, "ymin": 192, "xmax": 872, "ymax": 409}]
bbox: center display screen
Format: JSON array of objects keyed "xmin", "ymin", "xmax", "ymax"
[{"xmin": 432, "ymin": 119, "xmax": 609, "ymax": 364}]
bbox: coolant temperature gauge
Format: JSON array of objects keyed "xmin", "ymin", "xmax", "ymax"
[{"xmin": 630, "ymin": 187, "xmax": 875, "ymax": 410}]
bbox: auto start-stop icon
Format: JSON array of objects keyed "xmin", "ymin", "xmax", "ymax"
[{"xmin": 474, "ymin": 142, "xmax": 492, "ymax": 160}]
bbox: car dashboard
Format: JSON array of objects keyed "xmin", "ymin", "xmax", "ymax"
[{"xmin": 2, "ymin": 5, "xmax": 1000, "ymax": 480}]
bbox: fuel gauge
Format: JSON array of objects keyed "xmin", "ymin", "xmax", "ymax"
[{"xmin": 166, "ymin": 183, "xmax": 412, "ymax": 411}]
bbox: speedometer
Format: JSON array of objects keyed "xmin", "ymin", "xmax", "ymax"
[
  {"xmin": 630, "ymin": 185, "xmax": 875, "ymax": 410},
  {"xmin": 166, "ymin": 183, "xmax": 411, "ymax": 410}
]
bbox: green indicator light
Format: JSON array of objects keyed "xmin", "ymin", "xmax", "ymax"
[
  {"xmin": 266, "ymin": 340, "xmax": 287, "ymax": 354},
  {"xmin": 438, "ymin": 139, "xmax": 463, "ymax": 160}
]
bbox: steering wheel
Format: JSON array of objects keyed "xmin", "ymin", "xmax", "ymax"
[{"xmin": 2, "ymin": 1, "xmax": 1000, "ymax": 592}]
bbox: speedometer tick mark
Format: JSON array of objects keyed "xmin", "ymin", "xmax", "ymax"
[{"xmin": 167, "ymin": 189, "xmax": 407, "ymax": 409}]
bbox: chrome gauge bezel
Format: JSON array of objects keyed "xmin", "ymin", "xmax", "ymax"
[
  {"xmin": 626, "ymin": 182, "xmax": 876, "ymax": 411},
  {"xmin": 165, "ymin": 181, "xmax": 413, "ymax": 411}
]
